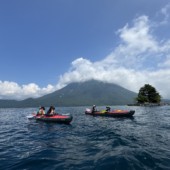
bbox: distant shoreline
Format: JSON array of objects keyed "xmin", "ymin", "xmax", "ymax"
[{"xmin": 127, "ymin": 103, "xmax": 170, "ymax": 106}]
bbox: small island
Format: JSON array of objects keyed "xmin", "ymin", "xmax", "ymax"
[{"xmin": 129, "ymin": 84, "xmax": 164, "ymax": 106}]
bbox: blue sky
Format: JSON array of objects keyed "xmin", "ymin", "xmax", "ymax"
[{"xmin": 0, "ymin": 0, "xmax": 170, "ymax": 100}]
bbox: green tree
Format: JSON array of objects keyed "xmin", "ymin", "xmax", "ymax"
[{"xmin": 136, "ymin": 84, "xmax": 161, "ymax": 104}]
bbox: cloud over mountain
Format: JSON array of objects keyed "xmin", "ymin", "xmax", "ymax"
[
  {"xmin": 1, "ymin": 4, "xmax": 170, "ymax": 100},
  {"xmin": 58, "ymin": 14, "xmax": 170, "ymax": 99}
]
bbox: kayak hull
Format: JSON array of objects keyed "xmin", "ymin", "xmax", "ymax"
[
  {"xmin": 28, "ymin": 114, "xmax": 73, "ymax": 124},
  {"xmin": 85, "ymin": 109, "xmax": 135, "ymax": 117}
]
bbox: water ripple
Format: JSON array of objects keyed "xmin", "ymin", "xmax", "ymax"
[{"xmin": 0, "ymin": 106, "xmax": 170, "ymax": 170}]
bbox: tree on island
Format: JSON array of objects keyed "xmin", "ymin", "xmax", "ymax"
[{"xmin": 136, "ymin": 84, "xmax": 161, "ymax": 104}]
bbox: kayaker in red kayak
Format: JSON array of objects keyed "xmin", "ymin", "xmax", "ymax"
[
  {"xmin": 46, "ymin": 106, "xmax": 56, "ymax": 116},
  {"xmin": 105, "ymin": 106, "xmax": 111, "ymax": 112},
  {"xmin": 92, "ymin": 105, "xmax": 97, "ymax": 113},
  {"xmin": 36, "ymin": 106, "xmax": 46, "ymax": 116}
]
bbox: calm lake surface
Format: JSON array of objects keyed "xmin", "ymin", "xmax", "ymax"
[{"xmin": 0, "ymin": 106, "xmax": 170, "ymax": 170}]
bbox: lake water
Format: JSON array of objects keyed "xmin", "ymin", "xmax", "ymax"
[{"xmin": 0, "ymin": 106, "xmax": 170, "ymax": 170}]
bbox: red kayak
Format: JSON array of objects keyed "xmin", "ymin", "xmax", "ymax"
[
  {"xmin": 85, "ymin": 108, "xmax": 135, "ymax": 117},
  {"xmin": 27, "ymin": 113, "xmax": 73, "ymax": 124}
]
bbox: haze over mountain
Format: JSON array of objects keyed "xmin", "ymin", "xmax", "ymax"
[{"xmin": 0, "ymin": 80, "xmax": 137, "ymax": 108}]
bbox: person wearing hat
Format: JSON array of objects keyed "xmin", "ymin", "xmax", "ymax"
[
  {"xmin": 46, "ymin": 106, "xmax": 56, "ymax": 116},
  {"xmin": 37, "ymin": 106, "xmax": 46, "ymax": 116}
]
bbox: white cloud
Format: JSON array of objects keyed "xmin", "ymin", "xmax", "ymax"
[
  {"xmin": 58, "ymin": 15, "xmax": 170, "ymax": 99},
  {"xmin": 160, "ymin": 3, "xmax": 170, "ymax": 24},
  {"xmin": 0, "ymin": 81, "xmax": 55, "ymax": 100},
  {"xmin": 117, "ymin": 16, "xmax": 158, "ymax": 53},
  {"xmin": 1, "ymin": 8, "xmax": 170, "ymax": 100}
]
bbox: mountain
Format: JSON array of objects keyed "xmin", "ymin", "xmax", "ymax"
[{"xmin": 0, "ymin": 80, "xmax": 137, "ymax": 108}]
